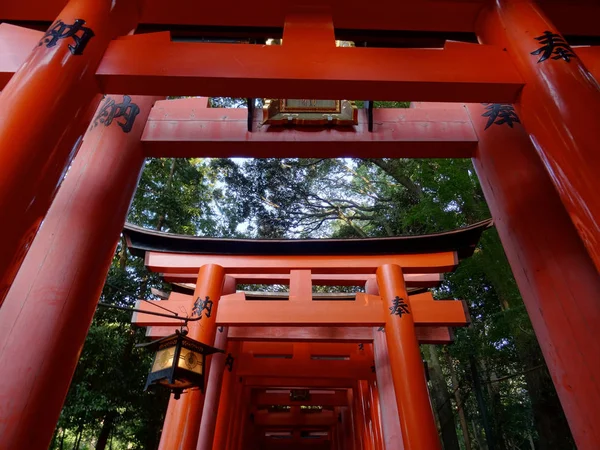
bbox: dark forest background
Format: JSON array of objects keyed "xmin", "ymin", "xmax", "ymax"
[{"xmin": 50, "ymin": 99, "xmax": 575, "ymax": 450}]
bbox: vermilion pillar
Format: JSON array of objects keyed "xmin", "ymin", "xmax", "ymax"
[
  {"xmin": 196, "ymin": 327, "xmax": 229, "ymax": 449},
  {"xmin": 197, "ymin": 275, "xmax": 236, "ymax": 449},
  {"xmin": 158, "ymin": 264, "xmax": 225, "ymax": 450},
  {"xmin": 476, "ymin": 0, "xmax": 600, "ymax": 272},
  {"xmin": 0, "ymin": 94, "xmax": 161, "ymax": 450},
  {"xmin": 465, "ymin": 101, "xmax": 600, "ymax": 450},
  {"xmin": 333, "ymin": 407, "xmax": 342, "ymax": 450},
  {"xmin": 372, "ymin": 329, "xmax": 404, "ymax": 450},
  {"xmin": 346, "ymin": 390, "xmax": 358, "ymax": 450},
  {"xmin": 212, "ymin": 341, "xmax": 241, "ymax": 450},
  {"xmin": 358, "ymin": 380, "xmax": 375, "ymax": 450},
  {"xmin": 376, "ymin": 264, "xmax": 441, "ymax": 450},
  {"xmin": 352, "ymin": 382, "xmax": 366, "ymax": 450},
  {"xmin": 159, "ymin": 393, "xmax": 190, "ymax": 450},
  {"xmin": 225, "ymin": 375, "xmax": 245, "ymax": 450},
  {"xmin": 369, "ymin": 381, "xmax": 385, "ymax": 450},
  {"xmin": 0, "ymin": 0, "xmax": 143, "ymax": 303},
  {"xmin": 232, "ymin": 387, "xmax": 253, "ymax": 450},
  {"xmin": 367, "ymin": 279, "xmax": 404, "ymax": 450}
]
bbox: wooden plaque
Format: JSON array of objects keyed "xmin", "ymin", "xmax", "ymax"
[{"xmin": 263, "ymin": 99, "xmax": 358, "ymax": 126}]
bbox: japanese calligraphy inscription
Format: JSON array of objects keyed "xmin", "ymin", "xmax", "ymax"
[
  {"xmin": 531, "ymin": 31, "xmax": 576, "ymax": 63},
  {"xmin": 389, "ymin": 296, "xmax": 410, "ymax": 317},
  {"xmin": 481, "ymin": 104, "xmax": 521, "ymax": 130},
  {"xmin": 192, "ymin": 296, "xmax": 214, "ymax": 319},
  {"xmin": 38, "ymin": 19, "xmax": 95, "ymax": 55},
  {"xmin": 91, "ymin": 96, "xmax": 141, "ymax": 133}
]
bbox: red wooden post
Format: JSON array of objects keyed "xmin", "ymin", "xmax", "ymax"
[
  {"xmin": 334, "ymin": 407, "xmax": 343, "ymax": 450},
  {"xmin": 367, "ymin": 278, "xmax": 404, "ymax": 450},
  {"xmin": 159, "ymin": 393, "xmax": 190, "ymax": 450},
  {"xmin": 0, "ymin": 94, "xmax": 160, "ymax": 450},
  {"xmin": 576, "ymin": 47, "xmax": 600, "ymax": 81},
  {"xmin": 466, "ymin": 100, "xmax": 600, "ymax": 450},
  {"xmin": 377, "ymin": 264, "xmax": 441, "ymax": 450},
  {"xmin": 0, "ymin": 0, "xmax": 142, "ymax": 303},
  {"xmin": 346, "ymin": 391, "xmax": 358, "ymax": 450},
  {"xmin": 359, "ymin": 380, "xmax": 376, "ymax": 450},
  {"xmin": 157, "ymin": 264, "xmax": 225, "ymax": 450},
  {"xmin": 352, "ymin": 382, "xmax": 366, "ymax": 450},
  {"xmin": 233, "ymin": 387, "xmax": 253, "ymax": 450},
  {"xmin": 196, "ymin": 327, "xmax": 230, "ymax": 449},
  {"xmin": 212, "ymin": 341, "xmax": 241, "ymax": 450},
  {"xmin": 372, "ymin": 329, "xmax": 404, "ymax": 450},
  {"xmin": 225, "ymin": 378, "xmax": 245, "ymax": 450},
  {"xmin": 196, "ymin": 273, "xmax": 236, "ymax": 449},
  {"xmin": 476, "ymin": 0, "xmax": 600, "ymax": 272},
  {"xmin": 369, "ymin": 381, "xmax": 385, "ymax": 450}
]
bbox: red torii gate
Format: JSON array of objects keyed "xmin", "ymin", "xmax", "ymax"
[
  {"xmin": 0, "ymin": 0, "xmax": 599, "ymax": 449},
  {"xmin": 125, "ymin": 223, "xmax": 479, "ymax": 449}
]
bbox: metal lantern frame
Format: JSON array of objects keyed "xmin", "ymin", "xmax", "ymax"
[{"xmin": 137, "ymin": 329, "xmax": 223, "ymax": 399}]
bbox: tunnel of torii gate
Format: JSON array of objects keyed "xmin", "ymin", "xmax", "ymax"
[
  {"xmin": 124, "ymin": 221, "xmax": 488, "ymax": 450},
  {"xmin": 0, "ymin": 0, "xmax": 600, "ymax": 449}
]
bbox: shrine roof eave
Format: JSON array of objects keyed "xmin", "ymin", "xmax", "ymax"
[{"xmin": 123, "ymin": 219, "xmax": 492, "ymax": 260}]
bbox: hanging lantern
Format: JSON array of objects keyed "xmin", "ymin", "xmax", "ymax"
[{"xmin": 137, "ymin": 330, "xmax": 223, "ymax": 399}]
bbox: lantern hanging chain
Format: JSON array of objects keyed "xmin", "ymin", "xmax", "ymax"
[{"xmin": 103, "ymin": 281, "xmax": 180, "ymax": 316}]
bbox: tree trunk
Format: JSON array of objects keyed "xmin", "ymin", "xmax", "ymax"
[
  {"xmin": 479, "ymin": 231, "xmax": 575, "ymax": 449},
  {"xmin": 471, "ymin": 421, "xmax": 488, "ymax": 450},
  {"xmin": 425, "ymin": 345, "xmax": 460, "ymax": 450},
  {"xmin": 479, "ymin": 359, "xmax": 507, "ymax": 450},
  {"xmin": 501, "ymin": 306, "xmax": 575, "ymax": 449},
  {"xmin": 469, "ymin": 356, "xmax": 495, "ymax": 450},
  {"xmin": 520, "ymin": 355, "xmax": 575, "ymax": 449},
  {"xmin": 73, "ymin": 424, "xmax": 84, "ymax": 450},
  {"xmin": 364, "ymin": 158, "xmax": 423, "ymax": 202},
  {"xmin": 59, "ymin": 429, "xmax": 65, "ymax": 450},
  {"xmin": 117, "ymin": 236, "xmax": 128, "ymax": 270},
  {"xmin": 155, "ymin": 158, "xmax": 177, "ymax": 232},
  {"xmin": 96, "ymin": 412, "xmax": 116, "ymax": 450},
  {"xmin": 445, "ymin": 353, "xmax": 472, "ymax": 450}
]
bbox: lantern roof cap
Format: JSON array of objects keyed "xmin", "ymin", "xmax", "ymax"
[{"xmin": 123, "ymin": 219, "xmax": 492, "ymax": 260}]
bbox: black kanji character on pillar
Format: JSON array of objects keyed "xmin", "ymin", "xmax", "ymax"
[
  {"xmin": 531, "ymin": 31, "xmax": 576, "ymax": 63},
  {"xmin": 192, "ymin": 296, "xmax": 214, "ymax": 319},
  {"xmin": 38, "ymin": 19, "xmax": 95, "ymax": 55},
  {"xmin": 389, "ymin": 296, "xmax": 410, "ymax": 317},
  {"xmin": 481, "ymin": 103, "xmax": 521, "ymax": 130},
  {"xmin": 91, "ymin": 95, "xmax": 141, "ymax": 133},
  {"xmin": 224, "ymin": 353, "xmax": 234, "ymax": 372}
]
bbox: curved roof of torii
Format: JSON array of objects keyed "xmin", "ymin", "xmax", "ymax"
[{"xmin": 123, "ymin": 219, "xmax": 492, "ymax": 260}]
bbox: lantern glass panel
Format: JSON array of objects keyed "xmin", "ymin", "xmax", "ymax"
[
  {"xmin": 151, "ymin": 345, "xmax": 176, "ymax": 373},
  {"xmin": 178, "ymin": 347, "xmax": 204, "ymax": 375}
]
